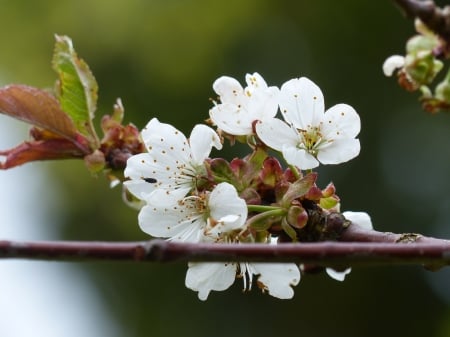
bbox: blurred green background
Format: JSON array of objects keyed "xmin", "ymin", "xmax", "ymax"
[{"xmin": 1, "ymin": 0, "xmax": 450, "ymax": 336}]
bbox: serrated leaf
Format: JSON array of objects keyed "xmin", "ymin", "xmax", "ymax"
[
  {"xmin": 52, "ymin": 34, "xmax": 99, "ymax": 148},
  {"xmin": 0, "ymin": 84, "xmax": 79, "ymax": 141}
]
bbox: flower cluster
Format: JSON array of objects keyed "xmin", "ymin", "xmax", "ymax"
[
  {"xmin": 125, "ymin": 73, "xmax": 368, "ymax": 300},
  {"xmin": 383, "ymin": 19, "xmax": 450, "ymax": 113}
]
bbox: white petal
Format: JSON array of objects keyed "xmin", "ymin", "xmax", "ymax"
[
  {"xmin": 125, "ymin": 119, "xmax": 214, "ymax": 201},
  {"xmin": 145, "ymin": 126, "xmax": 192, "ymax": 164},
  {"xmin": 326, "ymin": 268, "xmax": 352, "ymax": 281},
  {"xmin": 206, "ymin": 183, "xmax": 248, "ymax": 236},
  {"xmin": 126, "ymin": 148, "xmax": 194, "ymax": 200},
  {"xmin": 382, "ymin": 55, "xmax": 405, "ymax": 76},
  {"xmin": 255, "ymin": 118, "xmax": 299, "ymax": 151},
  {"xmin": 342, "ymin": 211, "xmax": 373, "ymax": 230},
  {"xmin": 124, "ymin": 153, "xmax": 158, "ymax": 200},
  {"xmin": 217, "ymin": 214, "xmax": 239, "ymax": 223},
  {"xmin": 185, "ymin": 262, "xmax": 237, "ymax": 300},
  {"xmin": 138, "ymin": 196, "xmax": 204, "ymax": 242},
  {"xmin": 245, "ymin": 72, "xmax": 268, "ymax": 90},
  {"xmin": 282, "ymin": 145, "xmax": 319, "ymax": 169},
  {"xmin": 317, "ymin": 138, "xmax": 360, "ymax": 165},
  {"xmin": 321, "ymin": 104, "xmax": 361, "ymax": 140},
  {"xmin": 213, "ymin": 76, "xmax": 244, "ymax": 104},
  {"xmin": 141, "ymin": 119, "xmax": 190, "ymax": 162},
  {"xmin": 209, "ymin": 103, "xmax": 255, "ymax": 136},
  {"xmin": 210, "ymin": 73, "xmax": 279, "ymax": 136},
  {"xmin": 279, "ymin": 77, "xmax": 325, "ymax": 129},
  {"xmin": 246, "ymin": 86, "xmax": 280, "ymax": 120},
  {"xmin": 251, "ymin": 263, "xmax": 301, "ymax": 299},
  {"xmin": 189, "ymin": 124, "xmax": 222, "ymax": 165}
]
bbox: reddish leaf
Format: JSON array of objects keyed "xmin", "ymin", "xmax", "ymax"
[
  {"xmin": 0, "ymin": 84, "xmax": 79, "ymax": 142},
  {"xmin": 0, "ymin": 138, "xmax": 85, "ymax": 169}
]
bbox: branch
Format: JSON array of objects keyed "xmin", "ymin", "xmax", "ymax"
[
  {"xmin": 393, "ymin": 0, "xmax": 450, "ymax": 43},
  {"xmin": 0, "ymin": 224, "xmax": 449, "ymax": 269}
]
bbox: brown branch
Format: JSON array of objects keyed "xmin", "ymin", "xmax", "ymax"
[
  {"xmin": 0, "ymin": 224, "xmax": 449, "ymax": 269},
  {"xmin": 393, "ymin": 0, "xmax": 450, "ymax": 43},
  {"xmin": 340, "ymin": 221, "xmax": 448, "ymax": 244}
]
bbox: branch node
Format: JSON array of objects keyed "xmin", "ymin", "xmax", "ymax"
[{"xmin": 395, "ymin": 233, "xmax": 423, "ymax": 243}]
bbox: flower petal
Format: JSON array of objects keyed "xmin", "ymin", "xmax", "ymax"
[
  {"xmin": 138, "ymin": 190, "xmax": 206, "ymax": 242},
  {"xmin": 282, "ymin": 145, "xmax": 319, "ymax": 169},
  {"xmin": 210, "ymin": 73, "xmax": 279, "ymax": 136},
  {"xmin": 185, "ymin": 262, "xmax": 237, "ymax": 300},
  {"xmin": 125, "ymin": 146, "xmax": 194, "ymax": 201},
  {"xmin": 245, "ymin": 72, "xmax": 269, "ymax": 90},
  {"xmin": 206, "ymin": 182, "xmax": 248, "ymax": 236},
  {"xmin": 382, "ymin": 55, "xmax": 405, "ymax": 76},
  {"xmin": 247, "ymin": 86, "xmax": 280, "ymax": 120},
  {"xmin": 317, "ymin": 138, "xmax": 360, "ymax": 165},
  {"xmin": 209, "ymin": 103, "xmax": 255, "ymax": 136},
  {"xmin": 250, "ymin": 263, "xmax": 301, "ymax": 299},
  {"xmin": 321, "ymin": 104, "xmax": 361, "ymax": 140},
  {"xmin": 279, "ymin": 77, "xmax": 325, "ymax": 129},
  {"xmin": 141, "ymin": 118, "xmax": 190, "ymax": 163},
  {"xmin": 213, "ymin": 76, "xmax": 244, "ymax": 104},
  {"xmin": 342, "ymin": 211, "xmax": 373, "ymax": 230},
  {"xmin": 124, "ymin": 153, "xmax": 158, "ymax": 200},
  {"xmin": 255, "ymin": 118, "xmax": 298, "ymax": 151},
  {"xmin": 189, "ymin": 124, "xmax": 222, "ymax": 165},
  {"xmin": 326, "ymin": 268, "xmax": 352, "ymax": 282}
]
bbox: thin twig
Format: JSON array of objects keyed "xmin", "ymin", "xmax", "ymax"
[
  {"xmin": 393, "ymin": 0, "xmax": 450, "ymax": 42},
  {"xmin": 0, "ymin": 224, "xmax": 449, "ymax": 269}
]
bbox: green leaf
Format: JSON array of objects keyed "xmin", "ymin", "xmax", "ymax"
[
  {"xmin": 0, "ymin": 84, "xmax": 79, "ymax": 141},
  {"xmin": 52, "ymin": 34, "xmax": 99, "ymax": 148},
  {"xmin": 319, "ymin": 196, "xmax": 339, "ymax": 210}
]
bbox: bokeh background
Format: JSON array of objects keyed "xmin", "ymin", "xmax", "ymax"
[{"xmin": 0, "ymin": 0, "xmax": 449, "ymax": 336}]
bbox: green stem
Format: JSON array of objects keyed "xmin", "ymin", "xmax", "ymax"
[
  {"xmin": 245, "ymin": 208, "xmax": 287, "ymax": 231},
  {"xmin": 289, "ymin": 164, "xmax": 301, "ymax": 179},
  {"xmin": 247, "ymin": 204, "xmax": 282, "ymax": 212}
]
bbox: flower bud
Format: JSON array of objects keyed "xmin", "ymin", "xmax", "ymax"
[
  {"xmin": 84, "ymin": 149, "xmax": 106, "ymax": 173},
  {"xmin": 406, "ymin": 35, "xmax": 438, "ymax": 54},
  {"xmin": 259, "ymin": 157, "xmax": 283, "ymax": 187},
  {"xmin": 321, "ymin": 182, "xmax": 336, "ymax": 198},
  {"xmin": 435, "ymin": 69, "xmax": 450, "ymax": 102},
  {"xmin": 304, "ymin": 185, "xmax": 322, "ymax": 201},
  {"xmin": 286, "ymin": 205, "xmax": 308, "ymax": 229},
  {"xmin": 405, "ymin": 51, "xmax": 443, "ymax": 86}
]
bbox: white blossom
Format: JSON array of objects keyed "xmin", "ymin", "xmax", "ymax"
[
  {"xmin": 138, "ymin": 182, "xmax": 247, "ymax": 242},
  {"xmin": 209, "ymin": 72, "xmax": 279, "ymax": 136},
  {"xmin": 186, "ymin": 259, "xmax": 300, "ymax": 301},
  {"xmin": 256, "ymin": 77, "xmax": 360, "ymax": 170},
  {"xmin": 124, "ymin": 118, "xmax": 222, "ymax": 202},
  {"xmin": 186, "ymin": 236, "xmax": 300, "ymax": 300}
]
